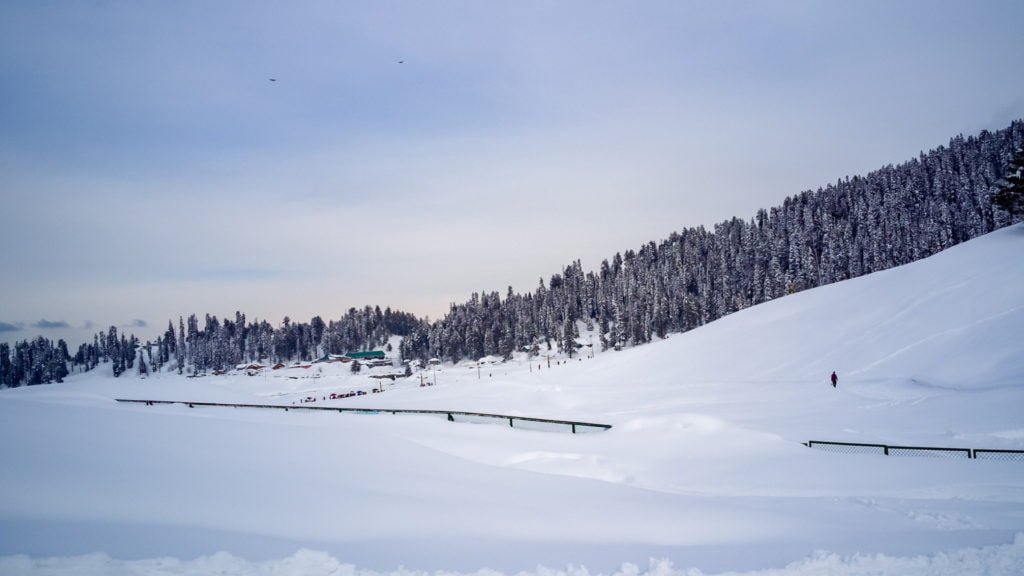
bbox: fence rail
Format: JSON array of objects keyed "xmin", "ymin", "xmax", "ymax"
[
  {"xmin": 115, "ymin": 398, "xmax": 612, "ymax": 434},
  {"xmin": 974, "ymin": 449, "xmax": 1024, "ymax": 461},
  {"xmin": 806, "ymin": 440, "xmax": 1024, "ymax": 460}
]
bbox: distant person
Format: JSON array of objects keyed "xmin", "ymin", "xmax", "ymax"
[{"xmin": 831, "ymin": 371, "xmax": 838, "ymax": 388}]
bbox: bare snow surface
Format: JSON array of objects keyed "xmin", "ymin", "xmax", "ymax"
[{"xmin": 2, "ymin": 225, "xmax": 1024, "ymax": 575}]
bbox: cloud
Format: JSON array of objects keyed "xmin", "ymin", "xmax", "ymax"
[
  {"xmin": 0, "ymin": 321, "xmax": 22, "ymax": 333},
  {"xmin": 123, "ymin": 319, "xmax": 147, "ymax": 328},
  {"xmin": 32, "ymin": 319, "xmax": 70, "ymax": 329}
]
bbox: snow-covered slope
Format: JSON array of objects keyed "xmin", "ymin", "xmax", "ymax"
[{"xmin": 1, "ymin": 225, "xmax": 1023, "ymax": 575}]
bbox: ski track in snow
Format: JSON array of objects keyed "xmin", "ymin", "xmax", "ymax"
[{"xmin": 850, "ymin": 304, "xmax": 1024, "ymax": 378}]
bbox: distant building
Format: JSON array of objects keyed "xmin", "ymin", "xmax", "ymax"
[{"xmin": 345, "ymin": 351, "xmax": 386, "ymax": 360}]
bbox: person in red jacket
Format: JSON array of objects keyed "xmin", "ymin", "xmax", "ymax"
[{"xmin": 831, "ymin": 371, "xmax": 838, "ymax": 388}]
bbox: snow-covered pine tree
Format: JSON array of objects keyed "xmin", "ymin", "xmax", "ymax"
[
  {"xmin": 177, "ymin": 317, "xmax": 185, "ymax": 375},
  {"xmin": 163, "ymin": 320, "xmax": 175, "ymax": 364},
  {"xmin": 51, "ymin": 339, "xmax": 69, "ymax": 383},
  {"xmin": 138, "ymin": 349, "xmax": 148, "ymax": 377},
  {"xmin": 992, "ymin": 147, "xmax": 1024, "ymax": 216},
  {"xmin": 107, "ymin": 327, "xmax": 122, "ymax": 377},
  {"xmin": 562, "ymin": 315, "xmax": 577, "ymax": 358},
  {"xmin": 0, "ymin": 343, "xmax": 10, "ymax": 387}
]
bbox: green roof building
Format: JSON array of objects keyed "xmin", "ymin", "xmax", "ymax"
[{"xmin": 346, "ymin": 351, "xmax": 386, "ymax": 360}]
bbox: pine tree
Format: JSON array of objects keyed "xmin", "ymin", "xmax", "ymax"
[
  {"xmin": 562, "ymin": 316, "xmax": 578, "ymax": 358},
  {"xmin": 153, "ymin": 337, "xmax": 163, "ymax": 373},
  {"xmin": 164, "ymin": 320, "xmax": 176, "ymax": 362},
  {"xmin": 138, "ymin": 349, "xmax": 148, "ymax": 377},
  {"xmin": 0, "ymin": 343, "xmax": 10, "ymax": 387},
  {"xmin": 51, "ymin": 339, "xmax": 69, "ymax": 383},
  {"xmin": 122, "ymin": 334, "xmax": 134, "ymax": 371},
  {"xmin": 992, "ymin": 147, "xmax": 1024, "ymax": 216},
  {"xmin": 177, "ymin": 317, "xmax": 186, "ymax": 375},
  {"xmin": 107, "ymin": 327, "xmax": 122, "ymax": 377}
]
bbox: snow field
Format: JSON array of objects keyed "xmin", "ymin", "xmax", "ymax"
[{"xmin": 1, "ymin": 225, "xmax": 1023, "ymax": 574}]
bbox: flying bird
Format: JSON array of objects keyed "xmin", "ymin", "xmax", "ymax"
[{"xmin": 269, "ymin": 78, "xmax": 277, "ymax": 82}]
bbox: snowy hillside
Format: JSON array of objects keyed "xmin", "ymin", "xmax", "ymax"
[{"xmin": 1, "ymin": 225, "xmax": 1023, "ymax": 575}]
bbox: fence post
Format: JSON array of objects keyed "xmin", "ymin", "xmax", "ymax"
[
  {"xmin": 572, "ymin": 424, "xmax": 576, "ymax": 434},
  {"xmin": 509, "ymin": 417, "xmax": 514, "ymax": 428},
  {"xmin": 883, "ymin": 446, "xmax": 889, "ymax": 455}
]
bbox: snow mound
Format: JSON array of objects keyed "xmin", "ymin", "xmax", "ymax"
[{"xmin": 3, "ymin": 535, "xmax": 1023, "ymax": 576}]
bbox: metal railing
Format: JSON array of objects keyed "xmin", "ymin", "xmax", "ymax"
[
  {"xmin": 806, "ymin": 440, "xmax": 1023, "ymax": 460},
  {"xmin": 974, "ymin": 449, "xmax": 1024, "ymax": 461},
  {"xmin": 115, "ymin": 398, "xmax": 612, "ymax": 434}
]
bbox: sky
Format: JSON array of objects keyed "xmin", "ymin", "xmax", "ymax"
[{"xmin": 2, "ymin": 0, "xmax": 1023, "ymax": 348}]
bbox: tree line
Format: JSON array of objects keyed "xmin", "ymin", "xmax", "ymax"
[
  {"xmin": 2, "ymin": 121, "xmax": 1022, "ymax": 387},
  {"xmin": 398, "ymin": 121, "xmax": 1024, "ymax": 363}
]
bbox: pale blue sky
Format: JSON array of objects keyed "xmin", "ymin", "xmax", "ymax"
[{"xmin": 2, "ymin": 1, "xmax": 1023, "ymax": 347}]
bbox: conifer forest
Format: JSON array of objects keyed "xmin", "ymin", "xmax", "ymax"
[{"xmin": 2, "ymin": 121, "xmax": 1022, "ymax": 387}]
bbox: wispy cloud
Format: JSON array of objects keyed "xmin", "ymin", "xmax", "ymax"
[
  {"xmin": 0, "ymin": 321, "xmax": 23, "ymax": 333},
  {"xmin": 123, "ymin": 319, "xmax": 147, "ymax": 328},
  {"xmin": 32, "ymin": 319, "xmax": 70, "ymax": 329}
]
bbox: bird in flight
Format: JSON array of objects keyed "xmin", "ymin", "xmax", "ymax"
[{"xmin": 269, "ymin": 78, "xmax": 277, "ymax": 82}]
